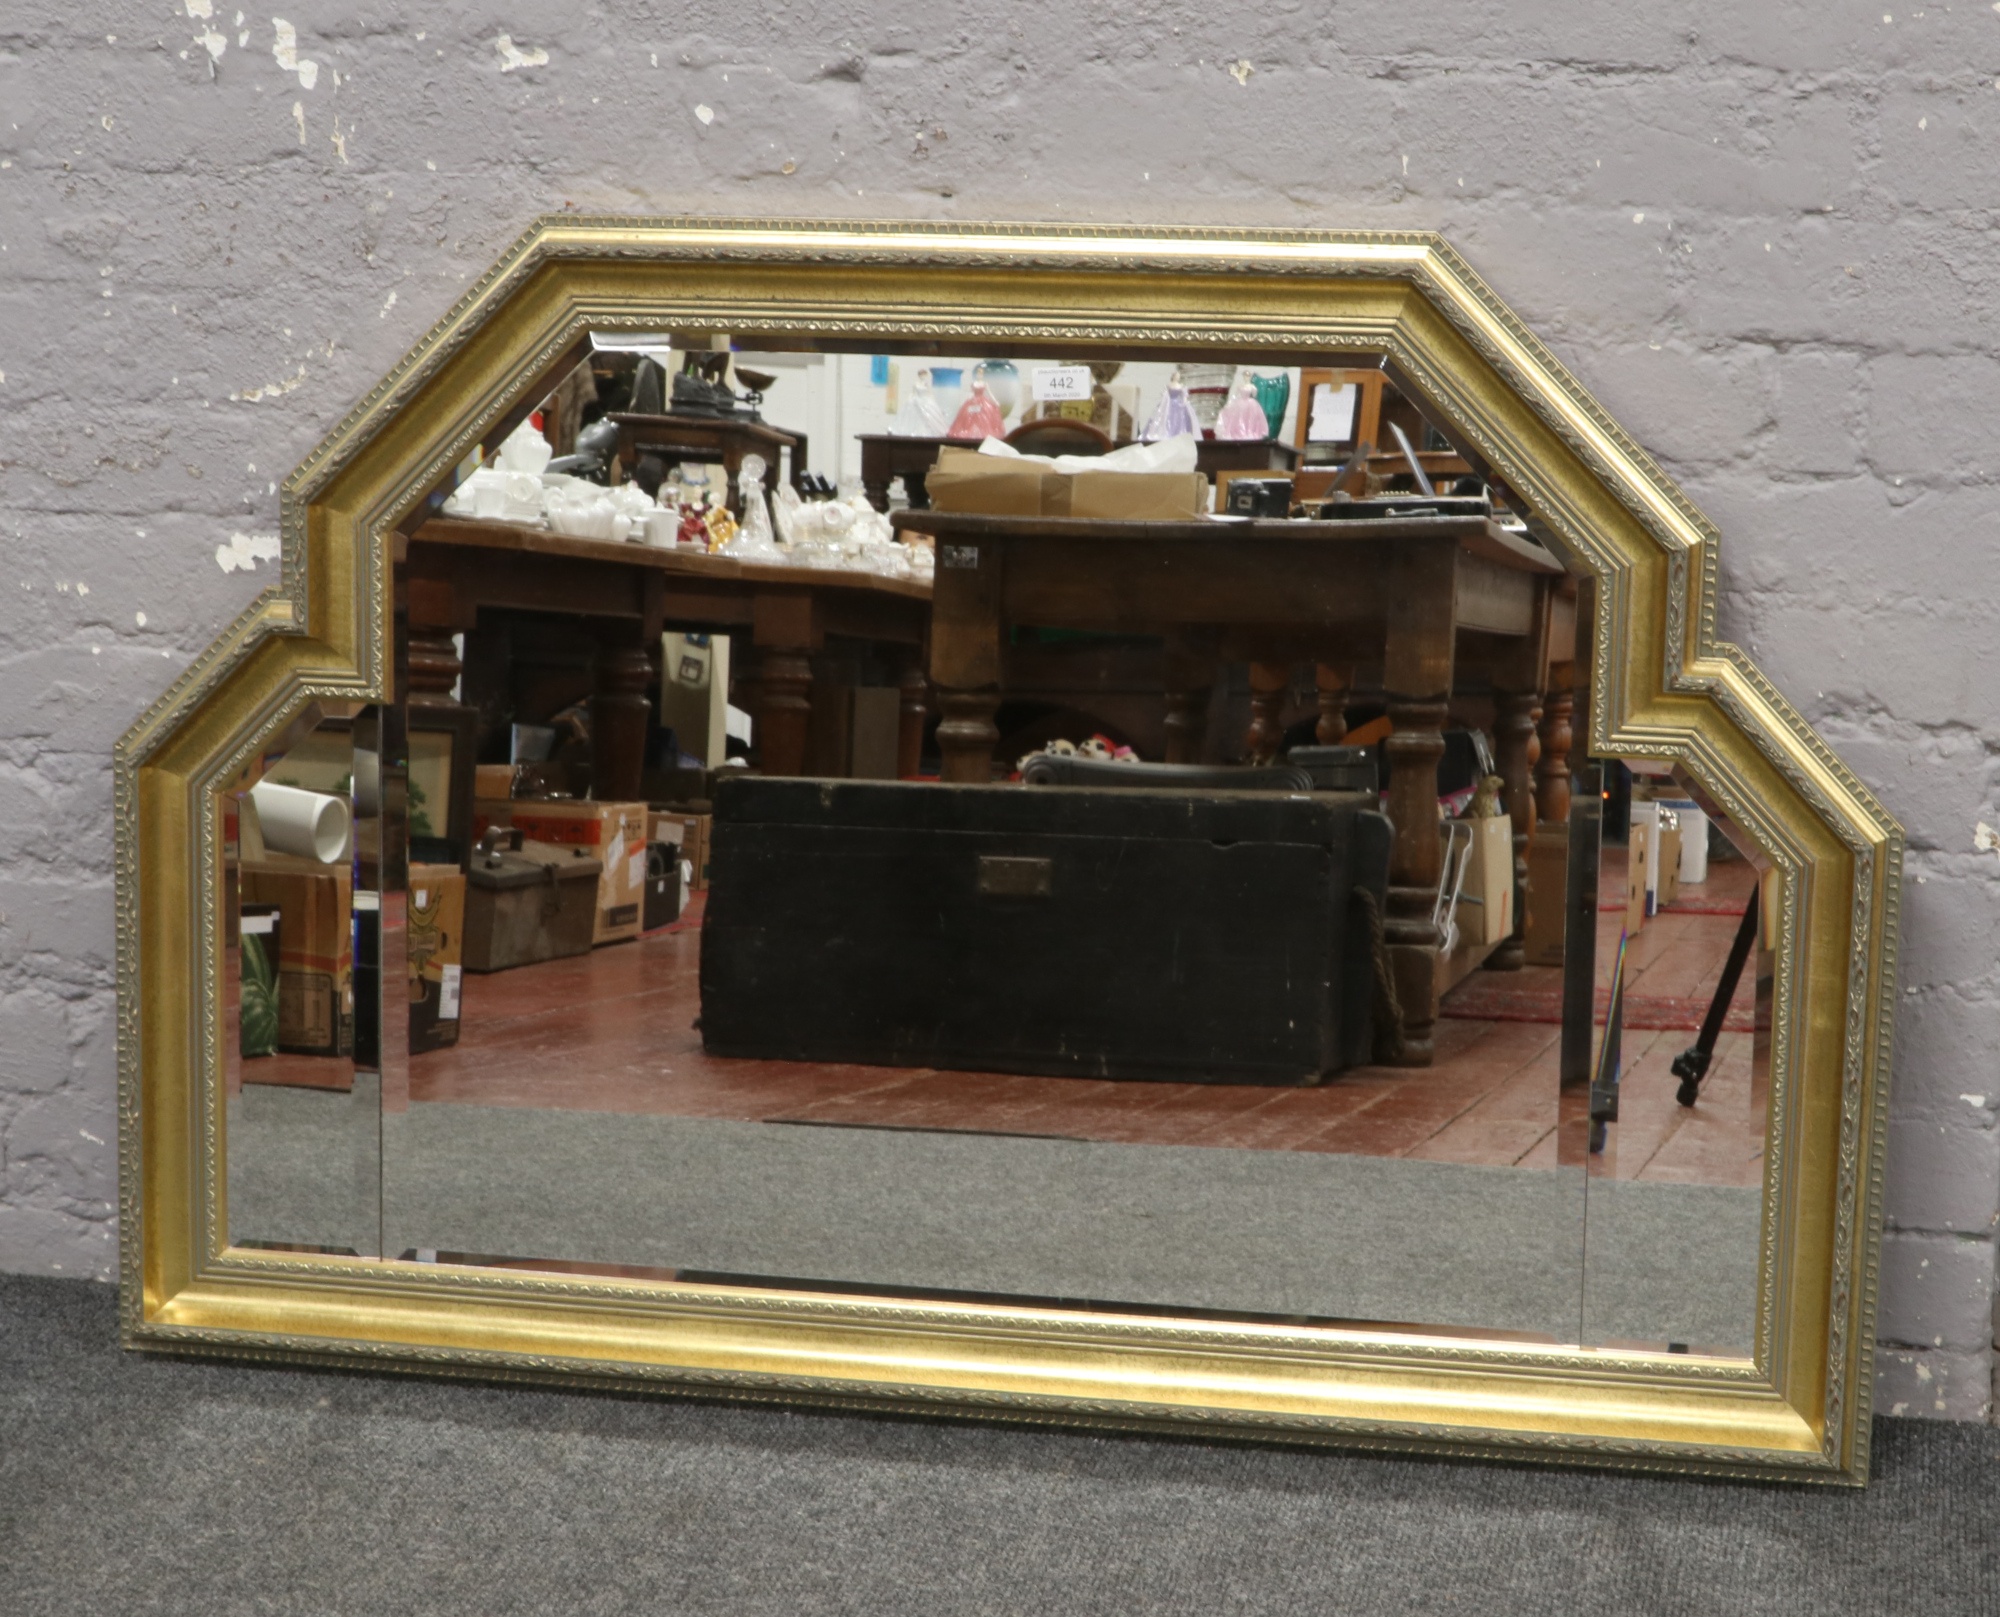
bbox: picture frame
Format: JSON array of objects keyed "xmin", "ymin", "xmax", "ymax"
[{"xmin": 114, "ymin": 216, "xmax": 1901, "ymax": 1483}]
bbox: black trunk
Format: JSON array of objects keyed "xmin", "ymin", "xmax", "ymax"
[{"xmin": 700, "ymin": 778, "xmax": 1391, "ymax": 1086}]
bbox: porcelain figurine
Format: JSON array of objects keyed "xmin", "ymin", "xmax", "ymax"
[
  {"xmin": 1465, "ymin": 775, "xmax": 1506, "ymax": 819},
  {"xmin": 891, "ymin": 367, "xmax": 950, "ymax": 436},
  {"xmin": 1142, "ymin": 370, "xmax": 1201, "ymax": 441},
  {"xmin": 1213, "ymin": 378, "xmax": 1271, "ymax": 441},
  {"xmin": 703, "ymin": 504, "xmax": 739, "ymax": 552},
  {"xmin": 947, "ymin": 365, "xmax": 1007, "ymax": 440},
  {"xmin": 493, "ymin": 419, "xmax": 554, "ymax": 476}
]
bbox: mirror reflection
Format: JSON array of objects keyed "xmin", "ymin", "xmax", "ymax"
[
  {"xmin": 1579, "ymin": 768, "xmax": 1771, "ymax": 1357},
  {"xmin": 231, "ymin": 336, "xmax": 1770, "ymax": 1356},
  {"xmin": 223, "ymin": 708, "xmax": 380, "ymax": 1258}
]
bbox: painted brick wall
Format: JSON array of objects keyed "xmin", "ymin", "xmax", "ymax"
[{"xmin": 3, "ymin": 2, "xmax": 1994, "ymax": 1418}]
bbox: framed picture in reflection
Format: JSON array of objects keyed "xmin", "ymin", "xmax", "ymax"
[{"xmin": 406, "ymin": 710, "xmax": 475, "ymax": 869}]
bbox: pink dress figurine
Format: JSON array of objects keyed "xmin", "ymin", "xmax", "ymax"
[
  {"xmin": 948, "ymin": 368, "xmax": 1007, "ymax": 440},
  {"xmin": 1214, "ymin": 378, "xmax": 1271, "ymax": 441},
  {"xmin": 1142, "ymin": 370, "xmax": 1201, "ymax": 441}
]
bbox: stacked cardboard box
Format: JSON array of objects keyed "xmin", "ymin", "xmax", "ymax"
[
  {"xmin": 239, "ymin": 854, "xmax": 354, "ymax": 1057},
  {"xmin": 924, "ymin": 446, "xmax": 1210, "ymax": 520},
  {"xmin": 1460, "ymin": 814, "xmax": 1515, "ymax": 946},
  {"xmin": 407, "ymin": 861, "xmax": 466, "ymax": 1053},
  {"xmin": 650, "ymin": 808, "xmax": 710, "ymax": 893},
  {"xmin": 507, "ymin": 800, "xmax": 648, "ymax": 945}
]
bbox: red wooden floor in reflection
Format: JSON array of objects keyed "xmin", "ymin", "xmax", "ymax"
[{"xmin": 403, "ymin": 863, "xmax": 1768, "ymax": 1186}]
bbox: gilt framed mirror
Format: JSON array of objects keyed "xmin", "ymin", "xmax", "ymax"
[{"xmin": 117, "ymin": 218, "xmax": 1900, "ymax": 1483}]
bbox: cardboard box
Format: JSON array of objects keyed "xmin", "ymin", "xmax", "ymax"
[
  {"xmin": 650, "ymin": 808, "xmax": 710, "ymax": 892},
  {"xmin": 508, "ymin": 800, "xmax": 648, "ymax": 945},
  {"xmin": 925, "ymin": 447, "xmax": 1209, "ymax": 521},
  {"xmin": 1629, "ymin": 802, "xmax": 1685, "ymax": 915},
  {"xmin": 240, "ymin": 854, "xmax": 354, "ymax": 1057},
  {"xmin": 1523, "ymin": 821, "xmax": 1569, "ymax": 967},
  {"xmin": 1055, "ymin": 471, "xmax": 1211, "ymax": 520},
  {"xmin": 1461, "ymin": 814, "xmax": 1515, "ymax": 946},
  {"xmin": 407, "ymin": 862, "xmax": 466, "ymax": 1053},
  {"xmin": 474, "ymin": 764, "xmax": 518, "ymax": 800},
  {"xmin": 1656, "ymin": 824, "xmax": 1682, "ymax": 911},
  {"xmin": 1625, "ymin": 822, "xmax": 1651, "ymax": 935}
]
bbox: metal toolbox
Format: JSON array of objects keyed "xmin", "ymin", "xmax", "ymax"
[{"xmin": 462, "ymin": 831, "xmax": 602, "ymax": 973}]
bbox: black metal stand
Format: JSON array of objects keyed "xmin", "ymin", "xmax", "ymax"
[
  {"xmin": 1671, "ymin": 887, "xmax": 1761, "ymax": 1108},
  {"xmin": 1588, "ymin": 928, "xmax": 1631, "ymax": 1156}
]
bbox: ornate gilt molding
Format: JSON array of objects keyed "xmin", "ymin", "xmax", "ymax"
[{"xmin": 117, "ymin": 216, "xmax": 1900, "ymax": 1483}]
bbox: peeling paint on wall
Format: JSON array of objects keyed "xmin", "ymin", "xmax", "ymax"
[
  {"xmin": 272, "ymin": 19, "xmax": 319, "ymax": 90},
  {"xmin": 214, "ymin": 533, "xmax": 280, "ymax": 573},
  {"xmin": 228, "ymin": 364, "xmax": 307, "ymax": 403},
  {"xmin": 495, "ymin": 35, "xmax": 549, "ymax": 72}
]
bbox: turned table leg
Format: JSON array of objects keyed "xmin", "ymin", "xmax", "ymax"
[
  {"xmin": 754, "ymin": 648, "xmax": 813, "ymax": 776},
  {"xmin": 751, "ymin": 590, "xmax": 818, "ymax": 777},
  {"xmin": 936, "ymin": 690, "xmax": 1001, "ymax": 782},
  {"xmin": 1246, "ymin": 661, "xmax": 1291, "ymax": 763},
  {"xmin": 590, "ymin": 629, "xmax": 656, "ymax": 804},
  {"xmin": 1383, "ymin": 698, "xmax": 1449, "ymax": 1063},
  {"xmin": 1536, "ymin": 669, "xmax": 1575, "ymax": 827},
  {"xmin": 1486, "ymin": 687, "xmax": 1543, "ymax": 971},
  {"xmin": 928, "ymin": 529, "xmax": 1004, "ymax": 784},
  {"xmin": 1380, "ymin": 537, "xmax": 1459, "ymax": 1067}
]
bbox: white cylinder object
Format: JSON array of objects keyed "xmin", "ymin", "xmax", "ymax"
[{"xmin": 250, "ymin": 781, "xmax": 351, "ymax": 864}]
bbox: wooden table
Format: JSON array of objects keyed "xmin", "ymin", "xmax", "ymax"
[
  {"xmin": 860, "ymin": 435, "xmax": 1301, "ymax": 514},
  {"xmin": 858, "ymin": 434, "xmax": 982, "ymax": 512},
  {"xmin": 609, "ymin": 413, "xmax": 804, "ymax": 516},
  {"xmin": 892, "ymin": 509, "xmax": 1568, "ymax": 1067},
  {"xmin": 402, "ymin": 519, "xmax": 932, "ymax": 800}
]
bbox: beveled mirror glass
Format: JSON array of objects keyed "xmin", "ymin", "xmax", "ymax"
[{"xmin": 120, "ymin": 219, "xmax": 1898, "ymax": 1483}]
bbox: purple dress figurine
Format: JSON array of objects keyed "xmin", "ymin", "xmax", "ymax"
[
  {"xmin": 1142, "ymin": 370, "xmax": 1201, "ymax": 441},
  {"xmin": 1214, "ymin": 378, "xmax": 1271, "ymax": 441}
]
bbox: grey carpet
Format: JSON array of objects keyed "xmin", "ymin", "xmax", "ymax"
[
  {"xmin": 230, "ymin": 1091, "xmax": 1761, "ymax": 1352},
  {"xmin": 2, "ymin": 1274, "xmax": 1993, "ymax": 1616}
]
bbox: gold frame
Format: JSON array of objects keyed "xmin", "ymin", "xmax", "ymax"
[{"xmin": 115, "ymin": 217, "xmax": 1900, "ymax": 1483}]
